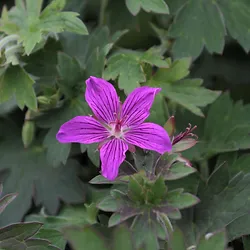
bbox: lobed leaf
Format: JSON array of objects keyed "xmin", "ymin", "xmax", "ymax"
[
  {"xmin": 168, "ymin": 0, "xmax": 250, "ymax": 58},
  {"xmin": 0, "ymin": 120, "xmax": 85, "ymax": 227},
  {"xmin": 125, "ymin": 0, "xmax": 169, "ymax": 16},
  {"xmin": 0, "ymin": 65, "xmax": 37, "ymax": 111},
  {"xmin": 147, "ymin": 58, "xmax": 221, "ymax": 116}
]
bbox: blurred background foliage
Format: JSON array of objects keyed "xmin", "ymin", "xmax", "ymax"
[{"xmin": 0, "ymin": 0, "xmax": 250, "ymax": 250}]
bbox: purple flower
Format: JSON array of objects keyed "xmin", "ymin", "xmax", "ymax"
[{"xmin": 56, "ymin": 76, "xmax": 172, "ymax": 180}]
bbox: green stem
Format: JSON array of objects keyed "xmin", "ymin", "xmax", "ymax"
[
  {"xmin": 124, "ymin": 159, "xmax": 138, "ymax": 173},
  {"xmin": 199, "ymin": 160, "xmax": 209, "ymax": 180},
  {"xmin": 99, "ymin": 0, "xmax": 109, "ymax": 26}
]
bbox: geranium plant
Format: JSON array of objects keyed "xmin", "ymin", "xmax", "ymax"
[{"xmin": 0, "ymin": 0, "xmax": 250, "ymax": 250}]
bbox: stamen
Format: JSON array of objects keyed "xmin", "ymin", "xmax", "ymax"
[
  {"xmin": 120, "ymin": 114, "xmax": 129, "ymax": 125},
  {"xmin": 117, "ymin": 101, "xmax": 122, "ymax": 120}
]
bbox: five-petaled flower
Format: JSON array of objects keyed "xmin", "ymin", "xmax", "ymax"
[{"xmin": 56, "ymin": 76, "xmax": 172, "ymax": 180}]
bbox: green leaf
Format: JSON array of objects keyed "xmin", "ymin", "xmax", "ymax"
[
  {"xmin": 227, "ymin": 213, "xmax": 250, "ymax": 241},
  {"xmin": 168, "ymin": 0, "xmax": 250, "ymax": 58},
  {"xmin": 106, "ymin": 0, "xmax": 141, "ymax": 39},
  {"xmin": 131, "ymin": 213, "xmax": 162, "ymax": 250},
  {"xmin": 166, "ymin": 173, "xmax": 200, "ymax": 195},
  {"xmin": 168, "ymin": 0, "xmax": 226, "ymax": 58},
  {"xmin": 108, "ymin": 208, "xmax": 142, "ymax": 227},
  {"xmin": 156, "ymin": 58, "xmax": 191, "ymax": 82},
  {"xmin": 57, "ymin": 52, "xmax": 85, "ymax": 99},
  {"xmin": 97, "ymin": 196, "xmax": 118, "ymax": 212},
  {"xmin": 26, "ymin": 204, "xmax": 97, "ymax": 231},
  {"xmin": 39, "ymin": 12, "xmax": 88, "ymax": 35},
  {"xmin": 207, "ymin": 161, "xmax": 229, "ymax": 195},
  {"xmin": 60, "ymin": 27, "xmax": 123, "ymax": 68},
  {"xmin": 0, "ymin": 66, "xmax": 37, "ymax": 110},
  {"xmin": 43, "ymin": 126, "xmax": 72, "ymax": 167},
  {"xmin": 222, "ymin": 154, "xmax": 250, "ymax": 241},
  {"xmin": 23, "ymin": 39, "xmax": 61, "ymax": 86},
  {"xmin": 97, "ymin": 188, "xmax": 142, "ymax": 227},
  {"xmin": 80, "ymin": 144, "xmax": 100, "ymax": 167},
  {"xmin": 147, "ymin": 58, "xmax": 220, "ymax": 116},
  {"xmin": 89, "ymin": 175, "xmax": 129, "ymax": 185},
  {"xmin": 186, "ymin": 93, "xmax": 250, "ymax": 160},
  {"xmin": 128, "ymin": 174, "xmax": 145, "ymax": 204},
  {"xmin": 104, "ymin": 53, "xmax": 145, "ymax": 94},
  {"xmin": 204, "ymin": 93, "xmax": 250, "ymax": 156},
  {"xmin": 217, "ymin": 0, "xmax": 250, "ymax": 53},
  {"xmin": 0, "ymin": 222, "xmax": 60, "ymax": 250},
  {"xmin": 112, "ymin": 225, "xmax": 134, "ymax": 250},
  {"xmin": 195, "ymin": 154, "xmax": 250, "ymax": 235},
  {"xmin": 140, "ymin": 49, "xmax": 170, "ymax": 68},
  {"xmin": 26, "ymin": 0, "xmax": 43, "ymax": 17},
  {"xmin": 166, "ymin": 189, "xmax": 199, "ymax": 209},
  {"xmin": 0, "ymin": 121, "xmax": 85, "ymax": 227},
  {"xmin": 147, "ymin": 176, "xmax": 167, "ymax": 204},
  {"xmin": 125, "ymin": 0, "xmax": 169, "ymax": 16},
  {"xmin": 0, "ymin": 97, "xmax": 17, "ymax": 115},
  {"xmin": 132, "ymin": 148, "xmax": 157, "ymax": 172},
  {"xmin": 159, "ymin": 207, "xmax": 181, "ymax": 220},
  {"xmin": 35, "ymin": 229, "xmax": 66, "ymax": 250},
  {"xmin": 104, "ymin": 49, "xmax": 169, "ymax": 94},
  {"xmin": 41, "ymin": 0, "xmax": 66, "ymax": 17},
  {"xmin": 164, "ymin": 162, "xmax": 196, "ymax": 181},
  {"xmin": 26, "ymin": 204, "xmax": 98, "ymax": 249},
  {"xmin": 1, "ymin": 0, "xmax": 88, "ymax": 55},
  {"xmin": 20, "ymin": 30, "xmax": 43, "ymax": 56},
  {"xmin": 196, "ymin": 231, "xmax": 227, "ymax": 250},
  {"xmin": 0, "ymin": 192, "xmax": 18, "ymax": 215},
  {"xmin": 172, "ymin": 138, "xmax": 197, "ymax": 153},
  {"xmin": 162, "ymin": 78, "xmax": 220, "ymax": 116},
  {"xmin": 0, "ymin": 222, "xmax": 42, "ymax": 241},
  {"xmin": 167, "ymin": 228, "xmax": 186, "ymax": 250},
  {"xmin": 25, "ymin": 245, "xmax": 59, "ymax": 250},
  {"xmin": 63, "ymin": 226, "xmax": 109, "ymax": 250}
]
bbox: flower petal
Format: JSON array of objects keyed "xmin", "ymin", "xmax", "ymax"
[
  {"xmin": 100, "ymin": 139, "xmax": 128, "ymax": 180},
  {"xmin": 85, "ymin": 76, "xmax": 119, "ymax": 123},
  {"xmin": 121, "ymin": 86, "xmax": 161, "ymax": 126},
  {"xmin": 56, "ymin": 116, "xmax": 109, "ymax": 144},
  {"xmin": 124, "ymin": 122, "xmax": 172, "ymax": 154}
]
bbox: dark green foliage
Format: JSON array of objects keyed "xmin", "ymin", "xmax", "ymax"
[{"xmin": 0, "ymin": 0, "xmax": 249, "ymax": 249}]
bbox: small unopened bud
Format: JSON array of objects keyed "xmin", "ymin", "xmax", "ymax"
[
  {"xmin": 22, "ymin": 120, "xmax": 36, "ymax": 148},
  {"xmin": 187, "ymin": 246, "xmax": 196, "ymax": 250},
  {"xmin": 37, "ymin": 96, "xmax": 51, "ymax": 105},
  {"xmin": 205, "ymin": 232, "xmax": 214, "ymax": 240}
]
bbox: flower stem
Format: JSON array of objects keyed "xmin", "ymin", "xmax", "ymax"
[
  {"xmin": 99, "ymin": 0, "xmax": 109, "ymax": 26},
  {"xmin": 124, "ymin": 159, "xmax": 138, "ymax": 173},
  {"xmin": 152, "ymin": 154, "xmax": 162, "ymax": 176},
  {"xmin": 199, "ymin": 160, "xmax": 209, "ymax": 180}
]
